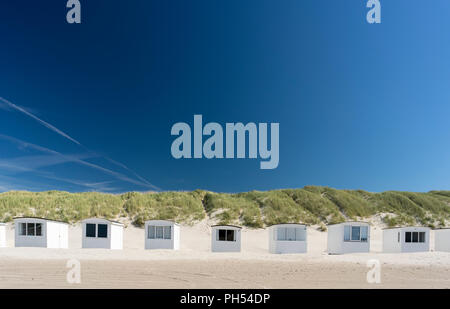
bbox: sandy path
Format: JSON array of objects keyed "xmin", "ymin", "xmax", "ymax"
[{"xmin": 0, "ymin": 258, "xmax": 448, "ymax": 289}]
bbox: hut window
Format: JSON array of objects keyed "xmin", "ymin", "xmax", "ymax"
[
  {"xmin": 217, "ymin": 229, "xmax": 235, "ymax": 241},
  {"xmin": 344, "ymin": 225, "xmax": 368, "ymax": 242},
  {"xmin": 20, "ymin": 223, "xmax": 42, "ymax": 236},
  {"xmin": 148, "ymin": 226, "xmax": 155, "ymax": 239},
  {"xmin": 277, "ymin": 227, "xmax": 306, "ymax": 241},
  {"xmin": 163, "ymin": 226, "xmax": 171, "ymax": 239},
  {"xmin": 97, "ymin": 224, "xmax": 108, "ymax": 238},
  {"xmin": 156, "ymin": 226, "xmax": 164, "ymax": 239},
  {"xmin": 86, "ymin": 224, "xmax": 96, "ymax": 237},
  {"xmin": 148, "ymin": 225, "xmax": 172, "ymax": 239},
  {"xmin": 226, "ymin": 230, "xmax": 235, "ymax": 241},
  {"xmin": 296, "ymin": 228, "xmax": 306, "ymax": 241},
  {"xmin": 405, "ymin": 231, "xmax": 426, "ymax": 243},
  {"xmin": 344, "ymin": 226, "xmax": 351, "ymax": 241},
  {"xmin": 27, "ymin": 223, "xmax": 35, "ymax": 236},
  {"xmin": 218, "ymin": 229, "xmax": 226, "ymax": 241},
  {"xmin": 405, "ymin": 232, "xmax": 412, "ymax": 242},
  {"xmin": 351, "ymin": 226, "xmax": 360, "ymax": 241},
  {"xmin": 20, "ymin": 223, "xmax": 27, "ymax": 235},
  {"xmin": 35, "ymin": 223, "xmax": 42, "ymax": 236},
  {"xmin": 286, "ymin": 228, "xmax": 296, "ymax": 241},
  {"xmin": 419, "ymin": 232, "xmax": 425, "ymax": 243},
  {"xmin": 360, "ymin": 226, "xmax": 368, "ymax": 242},
  {"xmin": 398, "ymin": 232, "xmax": 400, "ymax": 242}
]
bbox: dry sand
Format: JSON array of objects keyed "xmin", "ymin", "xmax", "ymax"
[{"xmin": 0, "ymin": 220, "xmax": 449, "ymax": 288}]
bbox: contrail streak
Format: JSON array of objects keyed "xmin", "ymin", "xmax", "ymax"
[
  {"xmin": 0, "ymin": 97, "xmax": 81, "ymax": 145},
  {"xmin": 0, "ymin": 134, "xmax": 160, "ymax": 191},
  {"xmin": 0, "ymin": 97, "xmax": 160, "ymax": 191}
]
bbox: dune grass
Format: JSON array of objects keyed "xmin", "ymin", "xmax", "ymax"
[
  {"xmin": 123, "ymin": 190, "xmax": 206, "ymax": 226},
  {"xmin": 0, "ymin": 186, "xmax": 448, "ymax": 228},
  {"xmin": 0, "ymin": 191, "xmax": 124, "ymax": 223}
]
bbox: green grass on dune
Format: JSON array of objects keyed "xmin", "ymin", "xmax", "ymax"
[
  {"xmin": 0, "ymin": 186, "xmax": 448, "ymax": 228},
  {"xmin": 123, "ymin": 191, "xmax": 206, "ymax": 226},
  {"xmin": 0, "ymin": 191, "xmax": 124, "ymax": 223},
  {"xmin": 203, "ymin": 192, "xmax": 263, "ymax": 228}
]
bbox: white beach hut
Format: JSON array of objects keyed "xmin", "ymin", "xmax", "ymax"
[
  {"xmin": 82, "ymin": 218, "xmax": 124, "ymax": 249},
  {"xmin": 435, "ymin": 228, "xmax": 450, "ymax": 252},
  {"xmin": 0, "ymin": 223, "xmax": 6, "ymax": 248},
  {"xmin": 327, "ymin": 221, "xmax": 370, "ymax": 254},
  {"xmin": 145, "ymin": 220, "xmax": 180, "ymax": 250},
  {"xmin": 211, "ymin": 225, "xmax": 241, "ymax": 252},
  {"xmin": 268, "ymin": 223, "xmax": 307, "ymax": 254},
  {"xmin": 383, "ymin": 227, "xmax": 430, "ymax": 253},
  {"xmin": 14, "ymin": 217, "xmax": 69, "ymax": 248}
]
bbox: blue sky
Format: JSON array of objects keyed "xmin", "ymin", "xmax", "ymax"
[{"xmin": 0, "ymin": 0, "xmax": 450, "ymax": 193}]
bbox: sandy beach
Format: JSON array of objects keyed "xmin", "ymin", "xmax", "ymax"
[{"xmin": 0, "ymin": 220, "xmax": 449, "ymax": 289}]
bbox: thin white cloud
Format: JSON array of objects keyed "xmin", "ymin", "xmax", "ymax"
[
  {"xmin": 0, "ymin": 96, "xmax": 160, "ymax": 191},
  {"xmin": 104, "ymin": 156, "xmax": 155, "ymax": 187},
  {"xmin": 0, "ymin": 97, "xmax": 81, "ymax": 145},
  {"xmin": 0, "ymin": 134, "xmax": 161, "ymax": 191},
  {"xmin": 0, "ymin": 101, "xmax": 11, "ymax": 111},
  {"xmin": 0, "ymin": 174, "xmax": 52, "ymax": 192},
  {"xmin": 0, "ymin": 168, "xmax": 118, "ymax": 193},
  {"xmin": 38, "ymin": 175, "xmax": 119, "ymax": 192},
  {"xmin": 0, "ymin": 153, "xmax": 97, "ymax": 171}
]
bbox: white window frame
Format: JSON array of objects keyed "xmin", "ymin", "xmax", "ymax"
[
  {"xmin": 97, "ymin": 224, "xmax": 108, "ymax": 238},
  {"xmin": 405, "ymin": 231, "xmax": 426, "ymax": 244},
  {"xmin": 85, "ymin": 223, "xmax": 97, "ymax": 238},
  {"xmin": 217, "ymin": 229, "xmax": 236, "ymax": 242},
  {"xmin": 20, "ymin": 222, "xmax": 43, "ymax": 237},
  {"xmin": 20, "ymin": 223, "xmax": 27, "ymax": 236},
  {"xmin": 405, "ymin": 231, "xmax": 411, "ymax": 243},
  {"xmin": 276, "ymin": 227, "xmax": 306, "ymax": 241},
  {"xmin": 418, "ymin": 231, "xmax": 426, "ymax": 243},
  {"xmin": 163, "ymin": 226, "xmax": 171, "ymax": 239},
  {"xmin": 344, "ymin": 225, "xmax": 368, "ymax": 243},
  {"xmin": 85, "ymin": 223, "xmax": 108, "ymax": 238},
  {"xmin": 148, "ymin": 225, "xmax": 172, "ymax": 240},
  {"xmin": 360, "ymin": 226, "xmax": 368, "ymax": 242},
  {"xmin": 148, "ymin": 225, "xmax": 155, "ymax": 239}
]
